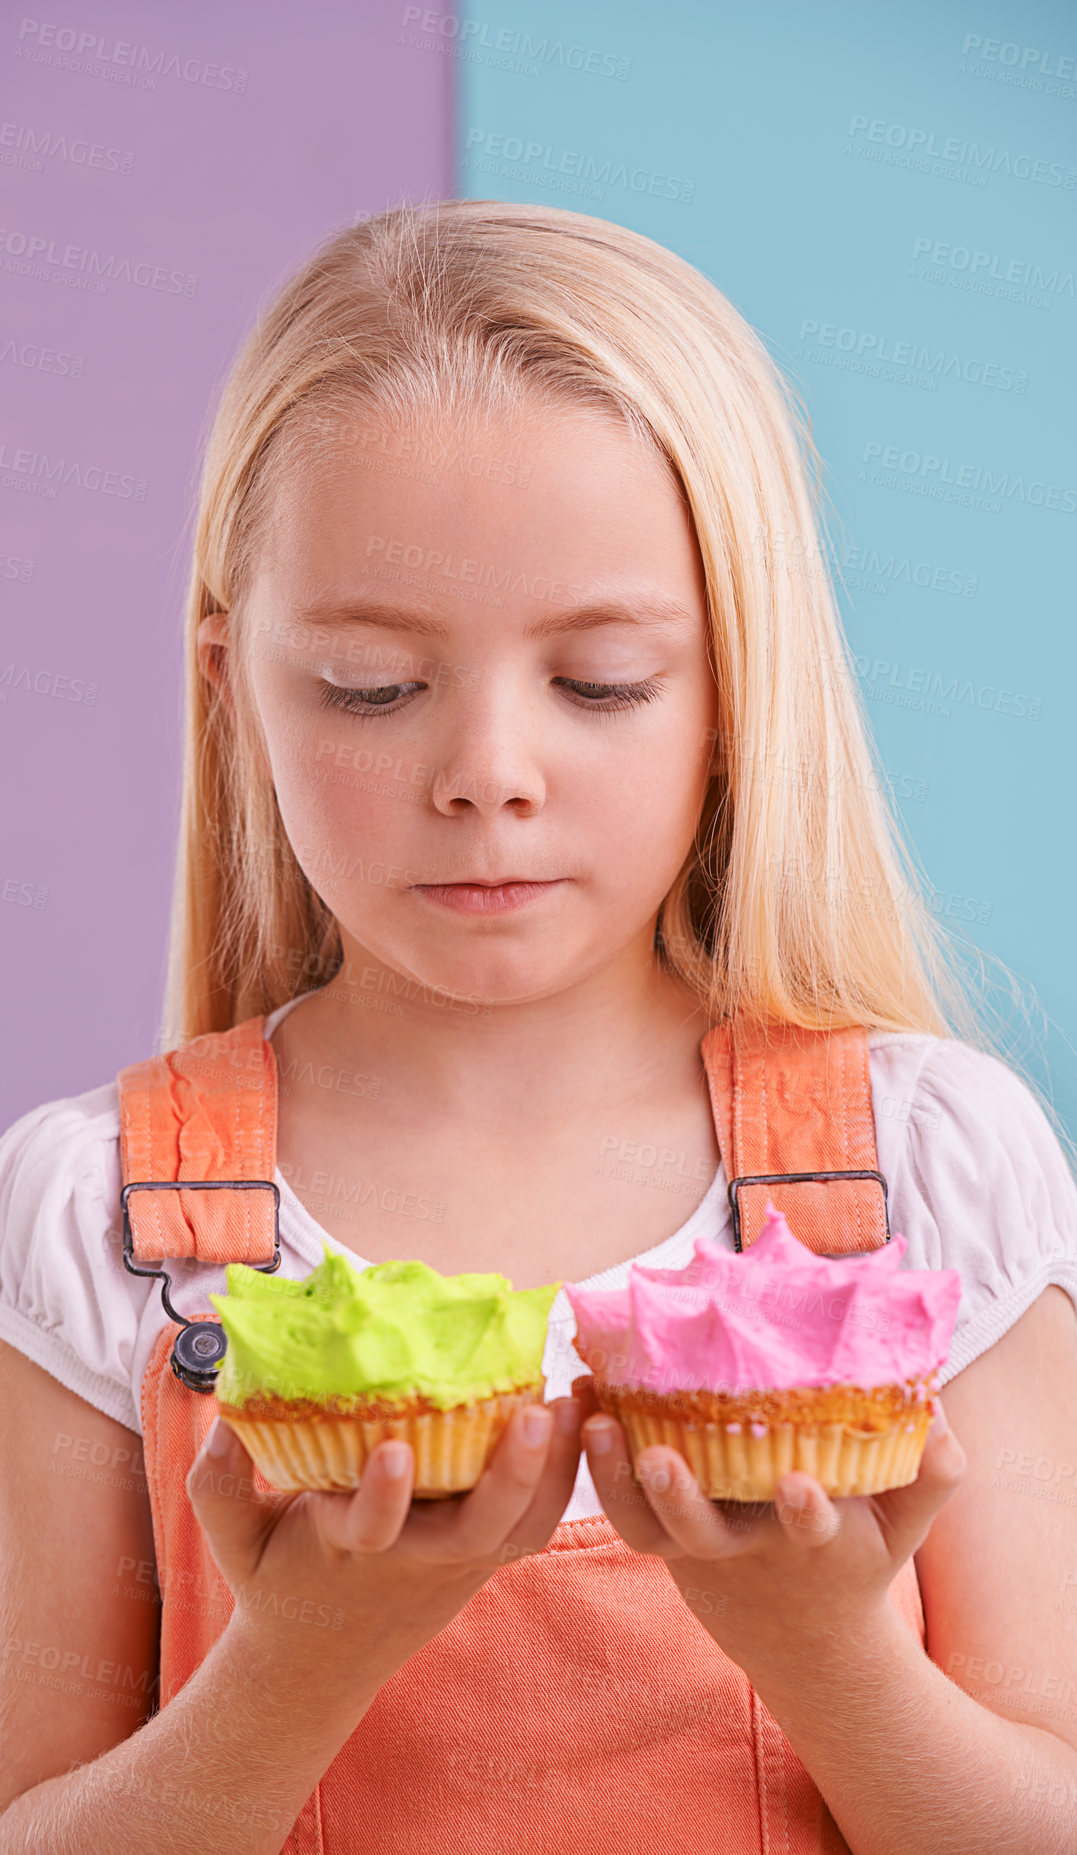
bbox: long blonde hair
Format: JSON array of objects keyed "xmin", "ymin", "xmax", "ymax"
[{"xmin": 162, "ymin": 198, "xmax": 1061, "ymax": 1146}]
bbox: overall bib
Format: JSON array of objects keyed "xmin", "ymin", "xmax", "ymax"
[{"xmin": 118, "ymin": 1015, "xmax": 926, "ymax": 1854}]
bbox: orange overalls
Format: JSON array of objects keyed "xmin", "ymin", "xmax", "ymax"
[{"xmin": 118, "ymin": 1015, "xmax": 926, "ymax": 1854}]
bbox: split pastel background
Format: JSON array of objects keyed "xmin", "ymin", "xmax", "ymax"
[{"xmin": 1, "ymin": 0, "xmax": 1074, "ymax": 1132}]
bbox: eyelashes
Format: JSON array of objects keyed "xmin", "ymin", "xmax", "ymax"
[
  {"xmin": 317, "ymin": 675, "xmax": 664, "ymax": 719},
  {"xmin": 318, "ymin": 681, "xmax": 421, "ymax": 715},
  {"xmin": 558, "ymin": 677, "xmax": 663, "ymax": 715}
]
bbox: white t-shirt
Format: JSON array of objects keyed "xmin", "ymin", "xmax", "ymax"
[{"xmin": 2, "ymin": 994, "xmax": 1076, "ymax": 1522}]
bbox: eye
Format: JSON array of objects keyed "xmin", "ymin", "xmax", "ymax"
[
  {"xmin": 555, "ymin": 676, "xmax": 663, "ymax": 713},
  {"xmin": 316, "ymin": 673, "xmax": 665, "ymax": 719},
  {"xmin": 318, "ymin": 680, "xmax": 423, "ymax": 717}
]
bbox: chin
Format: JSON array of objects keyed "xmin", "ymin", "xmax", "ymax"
[{"xmin": 400, "ymin": 944, "xmax": 584, "ymax": 1011}]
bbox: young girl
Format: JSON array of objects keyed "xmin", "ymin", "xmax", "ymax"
[{"xmin": 1, "ymin": 199, "xmax": 1076, "ymax": 1855}]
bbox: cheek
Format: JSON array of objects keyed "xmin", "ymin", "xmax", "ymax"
[
  {"xmin": 574, "ymin": 746, "xmax": 705, "ymax": 869},
  {"xmin": 268, "ymin": 719, "xmax": 415, "ymax": 875}
]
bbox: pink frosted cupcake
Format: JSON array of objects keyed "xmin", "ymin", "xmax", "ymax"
[{"xmin": 564, "ymin": 1203, "xmax": 961, "ymax": 1500}]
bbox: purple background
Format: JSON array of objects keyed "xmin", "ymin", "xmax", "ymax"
[{"xmin": 1, "ymin": 1, "xmax": 453, "ymax": 1121}]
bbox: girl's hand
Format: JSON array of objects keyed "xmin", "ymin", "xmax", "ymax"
[
  {"xmin": 187, "ymin": 1395, "xmax": 583, "ymax": 1705},
  {"xmin": 572, "ymin": 1375, "xmax": 967, "ymax": 1682}
]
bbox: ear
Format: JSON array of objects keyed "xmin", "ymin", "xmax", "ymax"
[{"xmin": 197, "ymin": 611, "xmax": 236, "ymax": 722}]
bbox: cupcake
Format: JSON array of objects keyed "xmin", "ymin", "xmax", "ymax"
[
  {"xmin": 209, "ymin": 1246, "xmax": 560, "ymax": 1498},
  {"xmin": 564, "ymin": 1203, "xmax": 961, "ymax": 1501}
]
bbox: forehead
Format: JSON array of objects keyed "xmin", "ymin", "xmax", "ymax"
[{"xmin": 254, "ymin": 401, "xmax": 701, "ymax": 606}]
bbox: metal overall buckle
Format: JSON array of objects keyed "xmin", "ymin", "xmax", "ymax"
[
  {"xmin": 121, "ymin": 1179, "xmax": 281, "ymax": 1392},
  {"xmin": 726, "ymin": 1168, "xmax": 890, "ymax": 1253}
]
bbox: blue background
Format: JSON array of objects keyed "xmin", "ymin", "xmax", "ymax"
[{"xmin": 454, "ymin": 0, "xmax": 1077, "ymax": 1130}]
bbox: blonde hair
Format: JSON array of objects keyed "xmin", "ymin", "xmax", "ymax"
[{"xmin": 163, "ymin": 198, "xmax": 1063, "ymax": 1152}]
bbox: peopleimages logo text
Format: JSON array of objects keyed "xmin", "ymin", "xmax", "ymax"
[
  {"xmin": 15, "ymin": 20, "xmax": 248, "ymax": 91},
  {"xmin": 0, "ymin": 227, "xmax": 196, "ymax": 295},
  {"xmin": 861, "ymin": 442, "xmax": 1075, "ymax": 512},
  {"xmin": 797, "ymin": 320, "xmax": 1027, "ymax": 392},
  {"xmin": 847, "ymin": 116, "xmax": 1076, "ymax": 188},
  {"xmin": 400, "ymin": 8, "xmax": 630, "ymax": 79},
  {"xmin": 0, "ymin": 439, "xmax": 147, "ymax": 499},
  {"xmin": 911, "ymin": 237, "xmax": 1074, "ymax": 295},
  {"xmin": 961, "ymin": 35, "xmax": 1075, "ymax": 78},
  {"xmin": 0, "ymin": 121, "xmax": 134, "ymax": 173},
  {"xmin": 463, "ymin": 129, "xmax": 693, "ymax": 201}
]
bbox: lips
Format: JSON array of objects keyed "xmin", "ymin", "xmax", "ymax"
[
  {"xmin": 411, "ymin": 877, "xmax": 564, "ymax": 915},
  {"xmin": 413, "ymin": 877, "xmax": 553, "ymax": 888}
]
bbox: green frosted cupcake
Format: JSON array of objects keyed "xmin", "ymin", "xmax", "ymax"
[{"xmin": 209, "ymin": 1244, "xmax": 561, "ymax": 1496}]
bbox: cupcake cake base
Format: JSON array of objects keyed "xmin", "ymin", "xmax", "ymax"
[
  {"xmin": 218, "ymin": 1379, "xmax": 546, "ymax": 1497},
  {"xmin": 593, "ymin": 1376, "xmax": 937, "ymax": 1501}
]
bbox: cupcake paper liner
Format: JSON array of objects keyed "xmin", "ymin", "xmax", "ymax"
[
  {"xmin": 594, "ymin": 1377, "xmax": 937, "ymax": 1501},
  {"xmin": 217, "ymin": 1379, "xmax": 546, "ymax": 1496}
]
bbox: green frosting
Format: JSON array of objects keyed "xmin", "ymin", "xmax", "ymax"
[{"xmin": 209, "ymin": 1244, "xmax": 561, "ymax": 1411}]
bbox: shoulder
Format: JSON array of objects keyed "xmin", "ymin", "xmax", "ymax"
[
  {"xmin": 868, "ymin": 1031, "xmax": 1077, "ymax": 1383},
  {"xmin": 868, "ymin": 1029, "xmax": 1076, "ymax": 1207},
  {"xmin": 0, "ymin": 1081, "xmax": 148, "ymax": 1431},
  {"xmin": 1, "ymin": 1073, "xmax": 120, "ymax": 1176},
  {"xmin": 0, "ymin": 1080, "xmax": 123, "ymax": 1249}
]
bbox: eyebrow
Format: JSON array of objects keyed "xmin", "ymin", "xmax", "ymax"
[{"xmin": 291, "ymin": 595, "xmax": 696, "ymax": 642}]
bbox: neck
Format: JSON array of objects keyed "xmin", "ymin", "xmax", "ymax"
[{"xmin": 272, "ymin": 936, "xmax": 711, "ymax": 1121}]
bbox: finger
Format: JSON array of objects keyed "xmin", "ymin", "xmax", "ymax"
[
  {"xmin": 186, "ymin": 1417, "xmax": 282, "ymax": 1572},
  {"xmin": 311, "ymin": 1439, "xmax": 415, "ymax": 1555},
  {"xmin": 581, "ymin": 1416, "xmax": 670, "ymax": 1552},
  {"xmin": 582, "ymin": 1410, "xmax": 775, "ymax": 1559},
  {"xmin": 870, "ymin": 1402, "xmax": 967, "ymax": 1555},
  {"xmin": 440, "ymin": 1400, "xmax": 557, "ymax": 1555},
  {"xmin": 187, "ymin": 1415, "xmax": 270, "ymax": 1509},
  {"xmin": 772, "ymin": 1472, "xmax": 841, "ymax": 1547},
  {"xmin": 570, "ymin": 1374, "xmax": 599, "ymax": 1419},
  {"xmin": 633, "ymin": 1446, "xmax": 778, "ymax": 1559},
  {"xmin": 498, "ymin": 1398, "xmax": 585, "ymax": 1562}
]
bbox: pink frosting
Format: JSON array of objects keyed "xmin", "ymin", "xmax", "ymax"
[{"xmin": 564, "ymin": 1202, "xmax": 962, "ymax": 1394}]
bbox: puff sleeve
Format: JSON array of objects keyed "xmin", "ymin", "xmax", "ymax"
[
  {"xmin": 0, "ymin": 1084, "xmax": 148, "ymax": 1432},
  {"xmin": 885, "ymin": 1037, "xmax": 1077, "ymax": 1385}
]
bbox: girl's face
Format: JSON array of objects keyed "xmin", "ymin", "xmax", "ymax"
[{"xmin": 220, "ymin": 401, "xmax": 720, "ymax": 1007}]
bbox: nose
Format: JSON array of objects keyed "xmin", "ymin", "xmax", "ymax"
[{"xmin": 430, "ymin": 677, "xmax": 545, "ymax": 818}]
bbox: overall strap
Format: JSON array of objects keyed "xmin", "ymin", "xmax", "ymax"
[
  {"xmin": 700, "ymin": 1019, "xmax": 889, "ymax": 1254},
  {"xmin": 117, "ymin": 1015, "xmax": 278, "ymax": 1265}
]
